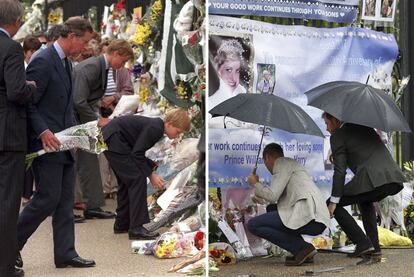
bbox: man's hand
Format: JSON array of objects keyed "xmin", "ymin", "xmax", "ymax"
[
  {"xmin": 98, "ymin": 117, "xmax": 112, "ymax": 127},
  {"xmin": 101, "ymin": 96, "xmax": 116, "ymax": 108},
  {"xmin": 40, "ymin": 130, "xmax": 60, "ymax": 152},
  {"xmin": 328, "ymin": 202, "xmax": 337, "ymax": 218},
  {"xmin": 149, "ymin": 173, "xmax": 165, "ymax": 190},
  {"xmin": 26, "ymin": 80, "xmax": 36, "ymax": 87},
  {"xmin": 247, "ymin": 173, "xmax": 259, "ymax": 186}
]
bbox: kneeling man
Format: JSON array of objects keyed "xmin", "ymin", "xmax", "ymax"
[{"xmin": 247, "ymin": 143, "xmax": 330, "ymax": 266}]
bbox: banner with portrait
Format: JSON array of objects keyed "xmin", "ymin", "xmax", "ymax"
[
  {"xmin": 208, "ymin": 15, "xmax": 399, "ymax": 196},
  {"xmin": 208, "ymin": 0, "xmax": 359, "ymax": 23}
]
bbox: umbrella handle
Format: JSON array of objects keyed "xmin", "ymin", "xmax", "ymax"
[{"xmin": 252, "ymin": 166, "xmax": 257, "ymax": 175}]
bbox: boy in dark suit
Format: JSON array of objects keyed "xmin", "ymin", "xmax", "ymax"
[{"xmin": 102, "ymin": 108, "xmax": 191, "ymax": 239}]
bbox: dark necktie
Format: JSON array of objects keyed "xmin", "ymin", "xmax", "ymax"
[{"xmin": 64, "ymin": 57, "xmax": 72, "ymax": 83}]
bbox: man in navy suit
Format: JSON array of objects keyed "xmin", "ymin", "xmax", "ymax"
[
  {"xmin": 16, "ymin": 17, "xmax": 96, "ymax": 269},
  {"xmin": 0, "ymin": 1, "xmax": 36, "ymax": 276}
]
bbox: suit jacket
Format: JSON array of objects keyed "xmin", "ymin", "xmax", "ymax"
[
  {"xmin": 330, "ymin": 123, "xmax": 405, "ymax": 198},
  {"xmin": 254, "ymin": 157, "xmax": 330, "ymax": 230},
  {"xmin": 73, "ymin": 55, "xmax": 107, "ymax": 123},
  {"xmin": 26, "ymin": 45, "xmax": 75, "ymax": 163},
  {"xmin": 0, "ymin": 31, "xmax": 35, "ymax": 151},
  {"xmin": 102, "ymin": 115, "xmax": 164, "ymax": 178}
]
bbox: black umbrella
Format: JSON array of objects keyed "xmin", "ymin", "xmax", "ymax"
[
  {"xmin": 305, "ymin": 81, "xmax": 411, "ymax": 132},
  {"xmin": 209, "ymin": 93, "xmax": 324, "ymax": 173}
]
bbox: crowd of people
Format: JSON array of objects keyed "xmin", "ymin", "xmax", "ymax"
[{"xmin": 0, "ymin": 1, "xmax": 192, "ymax": 276}]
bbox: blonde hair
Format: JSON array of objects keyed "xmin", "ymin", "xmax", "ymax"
[
  {"xmin": 164, "ymin": 108, "xmax": 191, "ymax": 132},
  {"xmin": 106, "ymin": 39, "xmax": 134, "ymax": 60}
]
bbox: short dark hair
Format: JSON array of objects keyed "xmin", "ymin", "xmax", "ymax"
[
  {"xmin": 321, "ymin": 112, "xmax": 342, "ymax": 125},
  {"xmin": 263, "ymin": 143, "xmax": 284, "ymax": 159},
  {"xmin": 46, "ymin": 24, "xmax": 64, "ymax": 42},
  {"xmin": 60, "ymin": 17, "xmax": 93, "ymax": 38},
  {"xmin": 23, "ymin": 35, "xmax": 41, "ymax": 53}
]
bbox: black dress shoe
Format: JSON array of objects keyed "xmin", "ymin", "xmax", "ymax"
[
  {"xmin": 55, "ymin": 256, "xmax": 96, "ymax": 268},
  {"xmin": 128, "ymin": 227, "xmax": 159, "ymax": 240},
  {"xmin": 15, "ymin": 252, "xmax": 23, "ymax": 268},
  {"xmin": 114, "ymin": 223, "xmax": 128, "ymax": 234},
  {"xmin": 8, "ymin": 267, "xmax": 24, "ymax": 277},
  {"xmin": 84, "ymin": 208, "xmax": 115, "ymax": 219},
  {"xmin": 347, "ymin": 243, "xmax": 375, "ymax": 258}
]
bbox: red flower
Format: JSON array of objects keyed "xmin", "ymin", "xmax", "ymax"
[
  {"xmin": 209, "ymin": 249, "xmax": 218, "ymax": 257},
  {"xmin": 188, "ymin": 32, "xmax": 198, "ymax": 45},
  {"xmin": 115, "ymin": 0, "xmax": 126, "ymax": 12},
  {"xmin": 194, "ymin": 231, "xmax": 205, "ymax": 250}
]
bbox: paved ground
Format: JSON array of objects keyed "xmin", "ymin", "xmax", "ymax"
[
  {"xmin": 210, "ymin": 249, "xmax": 414, "ymax": 277},
  {"xmin": 19, "ymin": 199, "xmax": 192, "ymax": 277}
]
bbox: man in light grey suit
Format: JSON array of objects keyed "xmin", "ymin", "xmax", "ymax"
[
  {"xmin": 247, "ymin": 143, "xmax": 330, "ymax": 266},
  {"xmin": 73, "ymin": 39, "xmax": 133, "ymax": 219},
  {"xmin": 323, "ymin": 112, "xmax": 404, "ymax": 257}
]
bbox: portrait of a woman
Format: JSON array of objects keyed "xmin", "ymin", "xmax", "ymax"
[{"xmin": 209, "ymin": 37, "xmax": 252, "ymax": 128}]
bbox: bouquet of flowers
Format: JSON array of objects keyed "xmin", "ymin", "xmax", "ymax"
[
  {"xmin": 25, "ymin": 121, "xmax": 107, "ymax": 169},
  {"xmin": 153, "ymin": 232, "xmax": 196, "ymax": 258},
  {"xmin": 209, "ymin": 242, "xmax": 236, "ymax": 266}
]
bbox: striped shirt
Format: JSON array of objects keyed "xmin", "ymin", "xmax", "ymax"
[{"xmin": 105, "ymin": 69, "xmax": 117, "ymax": 96}]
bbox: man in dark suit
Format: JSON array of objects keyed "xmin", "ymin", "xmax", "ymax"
[
  {"xmin": 73, "ymin": 39, "xmax": 133, "ymax": 220},
  {"xmin": 101, "ymin": 109, "xmax": 191, "ymax": 240},
  {"xmin": 323, "ymin": 112, "xmax": 404, "ymax": 257},
  {"xmin": 0, "ymin": 1, "xmax": 37, "ymax": 276},
  {"xmin": 16, "ymin": 17, "xmax": 96, "ymax": 269}
]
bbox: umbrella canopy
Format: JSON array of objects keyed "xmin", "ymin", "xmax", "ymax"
[
  {"xmin": 209, "ymin": 93, "xmax": 324, "ymax": 137},
  {"xmin": 305, "ymin": 81, "xmax": 411, "ymax": 132}
]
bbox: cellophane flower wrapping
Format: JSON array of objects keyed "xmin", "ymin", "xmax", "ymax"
[
  {"xmin": 209, "ymin": 242, "xmax": 236, "ymax": 266},
  {"xmin": 25, "ymin": 121, "xmax": 107, "ymax": 169},
  {"xmin": 153, "ymin": 231, "xmax": 198, "ymax": 259},
  {"xmin": 147, "ymin": 137, "xmax": 200, "ymax": 181}
]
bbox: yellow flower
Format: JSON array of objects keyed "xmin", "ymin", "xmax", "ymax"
[
  {"xmin": 48, "ymin": 11, "xmax": 62, "ymax": 25},
  {"xmin": 151, "ymin": 0, "xmax": 163, "ymax": 21},
  {"xmin": 139, "ymin": 87, "xmax": 149, "ymax": 104},
  {"xmin": 176, "ymin": 86, "xmax": 186, "ymax": 96},
  {"xmin": 131, "ymin": 23, "xmax": 152, "ymax": 46},
  {"xmin": 155, "ymin": 247, "xmax": 165, "ymax": 257},
  {"xmin": 411, "ymin": 212, "xmax": 414, "ymax": 218}
]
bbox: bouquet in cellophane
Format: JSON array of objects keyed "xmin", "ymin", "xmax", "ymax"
[
  {"xmin": 153, "ymin": 232, "xmax": 198, "ymax": 259},
  {"xmin": 25, "ymin": 120, "xmax": 107, "ymax": 169}
]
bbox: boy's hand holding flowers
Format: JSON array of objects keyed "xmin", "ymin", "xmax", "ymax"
[{"xmin": 149, "ymin": 172, "xmax": 165, "ymax": 190}]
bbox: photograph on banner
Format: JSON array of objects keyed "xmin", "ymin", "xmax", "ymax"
[
  {"xmin": 362, "ymin": 0, "xmax": 396, "ymax": 22},
  {"xmin": 208, "ymin": 15, "xmax": 399, "ymax": 195},
  {"xmin": 208, "ymin": 34, "xmax": 254, "ymax": 128},
  {"xmin": 256, "ymin": 63, "xmax": 276, "ymax": 95}
]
